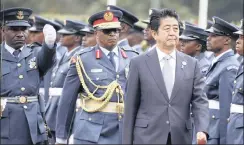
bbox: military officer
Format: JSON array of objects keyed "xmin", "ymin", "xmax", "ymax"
[
  {"xmin": 0, "ymin": 7, "xmax": 56, "ymax": 144},
  {"xmin": 204, "ymin": 16, "xmax": 240, "ymax": 144},
  {"xmin": 107, "ymin": 5, "xmax": 139, "ymax": 50},
  {"xmin": 226, "ymin": 19, "xmax": 243, "ymax": 144},
  {"xmin": 45, "ymin": 19, "xmax": 85, "ymax": 144},
  {"xmin": 55, "ymin": 9, "xmax": 138, "ymax": 144},
  {"xmin": 180, "ymin": 23, "xmax": 211, "ymax": 74},
  {"xmin": 80, "ymin": 25, "xmax": 97, "ymax": 48}
]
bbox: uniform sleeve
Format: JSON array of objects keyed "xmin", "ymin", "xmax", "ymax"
[
  {"xmin": 218, "ymin": 67, "xmax": 237, "ymax": 144},
  {"xmin": 191, "ymin": 61, "xmax": 210, "ymax": 136},
  {"xmin": 37, "ymin": 42, "xmax": 56, "ymax": 76},
  {"xmin": 122, "ymin": 58, "xmax": 141, "ymax": 144},
  {"xmin": 55, "ymin": 60, "xmax": 82, "ymax": 140}
]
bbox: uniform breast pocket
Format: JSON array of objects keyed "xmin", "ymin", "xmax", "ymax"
[
  {"xmin": 1, "ymin": 67, "xmax": 14, "ymax": 90},
  {"xmin": 73, "ymin": 112, "xmax": 104, "ymax": 143},
  {"xmin": 0, "ymin": 106, "xmax": 10, "ymax": 139},
  {"xmin": 88, "ymin": 72, "xmax": 108, "ymax": 85},
  {"xmin": 26, "ymin": 67, "xmax": 40, "ymax": 86}
]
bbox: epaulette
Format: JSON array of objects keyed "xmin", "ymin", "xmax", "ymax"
[
  {"xmin": 226, "ymin": 65, "xmax": 239, "ymax": 71},
  {"xmin": 120, "ymin": 46, "xmax": 139, "ymax": 55},
  {"xmin": 76, "ymin": 47, "xmax": 94, "ymax": 55}
]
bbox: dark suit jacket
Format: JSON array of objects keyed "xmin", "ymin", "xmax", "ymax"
[{"xmin": 123, "ymin": 49, "xmax": 209, "ymax": 144}]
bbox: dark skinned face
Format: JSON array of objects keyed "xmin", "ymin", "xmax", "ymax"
[{"xmin": 3, "ymin": 26, "xmax": 28, "ymax": 49}]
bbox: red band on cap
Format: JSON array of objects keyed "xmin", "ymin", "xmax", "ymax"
[{"xmin": 93, "ymin": 17, "xmax": 119, "ymax": 26}]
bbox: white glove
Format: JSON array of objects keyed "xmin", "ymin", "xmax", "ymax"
[
  {"xmin": 1, "ymin": 99, "xmax": 7, "ymax": 118},
  {"xmin": 43, "ymin": 24, "xmax": 56, "ymax": 48}
]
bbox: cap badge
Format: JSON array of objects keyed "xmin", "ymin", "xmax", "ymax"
[
  {"xmin": 104, "ymin": 11, "xmax": 114, "ymax": 22},
  {"xmin": 16, "ymin": 11, "xmax": 24, "ymax": 20}
]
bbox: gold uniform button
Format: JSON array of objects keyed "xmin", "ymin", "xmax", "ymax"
[
  {"xmin": 17, "ymin": 63, "xmax": 21, "ymax": 67},
  {"xmin": 19, "ymin": 75, "xmax": 24, "ymax": 79},
  {"xmin": 212, "ymin": 115, "xmax": 215, "ymax": 119},
  {"xmin": 20, "ymin": 87, "xmax": 25, "ymax": 91}
]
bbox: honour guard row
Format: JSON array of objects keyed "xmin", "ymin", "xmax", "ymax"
[{"xmin": 0, "ymin": 5, "xmax": 243, "ymax": 145}]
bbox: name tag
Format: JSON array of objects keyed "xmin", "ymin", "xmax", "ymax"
[{"xmin": 90, "ymin": 69, "xmax": 103, "ymax": 73}]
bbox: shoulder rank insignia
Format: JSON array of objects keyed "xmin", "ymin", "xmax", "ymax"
[
  {"xmin": 96, "ymin": 49, "xmax": 102, "ymax": 59},
  {"xmin": 227, "ymin": 66, "xmax": 238, "ymax": 71},
  {"xmin": 121, "ymin": 49, "xmax": 128, "ymax": 59},
  {"xmin": 70, "ymin": 56, "xmax": 77, "ymax": 64}
]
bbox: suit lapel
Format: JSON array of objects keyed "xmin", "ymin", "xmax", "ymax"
[
  {"xmin": 146, "ymin": 49, "xmax": 169, "ymax": 101},
  {"xmin": 19, "ymin": 45, "xmax": 32, "ymax": 61},
  {"xmin": 96, "ymin": 46, "xmax": 116, "ymax": 72},
  {"xmin": 170, "ymin": 51, "xmax": 185, "ymax": 102}
]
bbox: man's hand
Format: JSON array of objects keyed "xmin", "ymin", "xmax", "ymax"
[
  {"xmin": 43, "ymin": 24, "xmax": 56, "ymax": 48},
  {"xmin": 197, "ymin": 132, "xmax": 207, "ymax": 144}
]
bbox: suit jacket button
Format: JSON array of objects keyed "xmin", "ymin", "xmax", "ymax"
[
  {"xmin": 88, "ymin": 118, "xmax": 92, "ymax": 121},
  {"xmin": 212, "ymin": 115, "xmax": 215, "ymax": 119},
  {"xmin": 166, "ymin": 121, "xmax": 170, "ymax": 124}
]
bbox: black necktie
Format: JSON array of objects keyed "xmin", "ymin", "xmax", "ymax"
[
  {"xmin": 108, "ymin": 52, "xmax": 116, "ymax": 69},
  {"xmin": 13, "ymin": 49, "xmax": 21, "ymax": 57}
]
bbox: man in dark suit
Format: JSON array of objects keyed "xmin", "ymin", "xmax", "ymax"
[{"xmin": 123, "ymin": 8, "xmax": 209, "ymax": 144}]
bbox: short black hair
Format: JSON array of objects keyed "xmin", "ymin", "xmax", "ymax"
[{"xmin": 150, "ymin": 8, "xmax": 180, "ymax": 32}]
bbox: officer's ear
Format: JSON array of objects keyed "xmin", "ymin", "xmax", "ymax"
[
  {"xmin": 196, "ymin": 43, "xmax": 202, "ymax": 51},
  {"xmin": 223, "ymin": 36, "xmax": 231, "ymax": 45}
]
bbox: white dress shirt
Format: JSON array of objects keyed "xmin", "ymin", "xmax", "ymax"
[
  {"xmin": 5, "ymin": 42, "xmax": 24, "ymax": 57},
  {"xmin": 156, "ymin": 47, "xmax": 176, "ymax": 84}
]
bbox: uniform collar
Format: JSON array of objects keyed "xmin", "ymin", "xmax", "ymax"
[
  {"xmin": 65, "ymin": 46, "xmax": 81, "ymax": 57},
  {"xmin": 212, "ymin": 49, "xmax": 232, "ymax": 64},
  {"xmin": 156, "ymin": 47, "xmax": 176, "ymax": 62},
  {"xmin": 5, "ymin": 42, "xmax": 24, "ymax": 55},
  {"xmin": 100, "ymin": 45, "xmax": 119, "ymax": 57}
]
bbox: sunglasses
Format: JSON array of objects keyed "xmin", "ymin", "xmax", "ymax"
[{"xmin": 101, "ymin": 29, "xmax": 120, "ymax": 35}]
